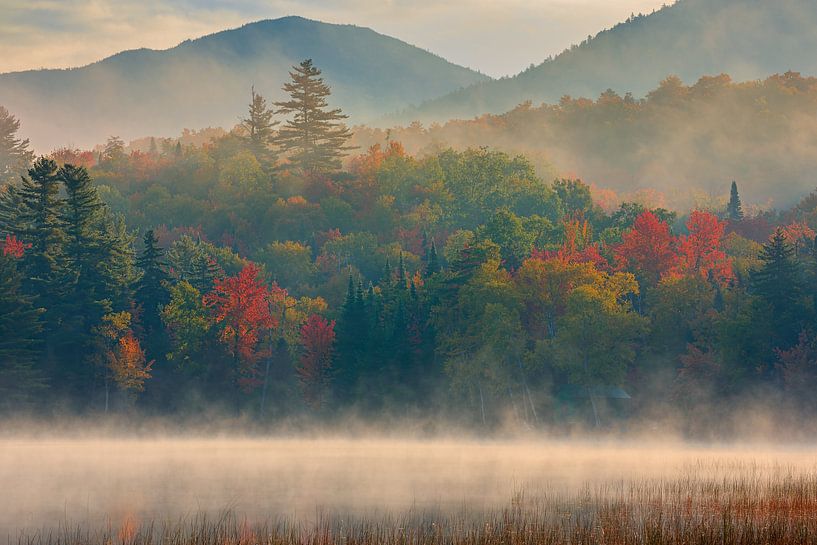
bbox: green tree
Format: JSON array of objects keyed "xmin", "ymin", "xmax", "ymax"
[
  {"xmin": 0, "ymin": 251, "xmax": 45, "ymax": 408},
  {"xmin": 274, "ymin": 59, "xmax": 354, "ymax": 174},
  {"xmin": 135, "ymin": 229, "xmax": 170, "ymax": 358},
  {"xmin": 0, "ymin": 106, "xmax": 33, "ymax": 186},
  {"xmin": 751, "ymin": 228, "xmax": 806, "ymax": 349},
  {"xmin": 241, "ymin": 87, "xmax": 278, "ymax": 169},
  {"xmin": 727, "ymin": 181, "xmax": 744, "ymax": 222}
]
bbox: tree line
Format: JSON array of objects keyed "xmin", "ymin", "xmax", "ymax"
[{"xmin": 3, "ymin": 61, "xmax": 817, "ymax": 431}]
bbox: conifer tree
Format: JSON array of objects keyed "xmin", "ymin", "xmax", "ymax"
[
  {"xmin": 274, "ymin": 59, "xmax": 354, "ymax": 174},
  {"xmin": 0, "ymin": 106, "xmax": 34, "ymax": 185},
  {"xmin": 135, "ymin": 230, "xmax": 171, "ymax": 356},
  {"xmin": 0, "ymin": 250, "xmax": 45, "ymax": 408},
  {"xmin": 241, "ymin": 87, "xmax": 278, "ymax": 169},
  {"xmin": 16, "ymin": 158, "xmax": 66, "ymax": 310},
  {"xmin": 727, "ymin": 181, "xmax": 744, "ymax": 222},
  {"xmin": 752, "ymin": 228, "xmax": 806, "ymax": 348}
]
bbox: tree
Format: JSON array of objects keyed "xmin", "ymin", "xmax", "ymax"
[
  {"xmin": 297, "ymin": 314, "xmax": 335, "ymax": 408},
  {"xmin": 551, "ymin": 279, "xmax": 646, "ymax": 426},
  {"xmin": 274, "ymin": 59, "xmax": 354, "ymax": 174},
  {"xmin": 135, "ymin": 230, "xmax": 170, "ymax": 358},
  {"xmin": 101, "ymin": 136, "xmax": 126, "ymax": 167},
  {"xmin": 241, "ymin": 87, "xmax": 278, "ymax": 169},
  {"xmin": 0, "ymin": 106, "xmax": 33, "ymax": 185},
  {"xmin": 727, "ymin": 181, "xmax": 744, "ymax": 222},
  {"xmin": 60, "ymin": 164, "xmax": 135, "ymax": 391},
  {"xmin": 161, "ymin": 280, "xmax": 210, "ymax": 367},
  {"xmin": 0, "ymin": 245, "xmax": 45, "ymax": 408},
  {"xmin": 613, "ymin": 211, "xmax": 676, "ymax": 287},
  {"xmin": 94, "ymin": 311, "xmax": 153, "ymax": 411},
  {"xmin": 751, "ymin": 227, "xmax": 806, "ymax": 349},
  {"xmin": 15, "ymin": 158, "xmax": 67, "ymax": 328},
  {"xmin": 672, "ymin": 210, "xmax": 733, "ymax": 284},
  {"xmin": 203, "ymin": 263, "xmax": 276, "ymax": 392},
  {"xmin": 425, "ymin": 238, "xmax": 441, "ymax": 277}
]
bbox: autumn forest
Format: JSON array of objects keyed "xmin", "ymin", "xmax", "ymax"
[{"xmin": 2, "ymin": 57, "xmax": 817, "ymax": 435}]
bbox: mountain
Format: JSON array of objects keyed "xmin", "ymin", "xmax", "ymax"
[
  {"xmin": 395, "ymin": 0, "xmax": 817, "ymax": 123},
  {"xmin": 0, "ymin": 16, "xmax": 488, "ymax": 151}
]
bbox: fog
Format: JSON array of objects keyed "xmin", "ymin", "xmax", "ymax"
[{"xmin": 3, "ymin": 432, "xmax": 817, "ymax": 536}]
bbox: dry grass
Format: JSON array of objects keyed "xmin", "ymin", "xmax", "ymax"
[{"xmin": 15, "ymin": 469, "xmax": 817, "ymax": 545}]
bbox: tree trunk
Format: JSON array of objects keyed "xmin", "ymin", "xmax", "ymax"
[{"xmin": 478, "ymin": 383, "xmax": 487, "ymax": 426}]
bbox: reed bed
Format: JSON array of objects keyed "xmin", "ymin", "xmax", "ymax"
[{"xmin": 14, "ymin": 469, "xmax": 817, "ymax": 545}]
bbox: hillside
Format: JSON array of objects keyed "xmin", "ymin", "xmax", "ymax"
[
  {"xmin": 0, "ymin": 17, "xmax": 488, "ymax": 151},
  {"xmin": 395, "ymin": 0, "xmax": 817, "ymax": 123},
  {"xmin": 357, "ymin": 72, "xmax": 817, "ymax": 208}
]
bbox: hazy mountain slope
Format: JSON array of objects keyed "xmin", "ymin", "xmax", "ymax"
[
  {"xmin": 395, "ymin": 0, "xmax": 817, "ymax": 123},
  {"xmin": 0, "ymin": 17, "xmax": 488, "ymax": 150}
]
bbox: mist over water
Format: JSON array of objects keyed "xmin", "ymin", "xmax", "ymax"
[{"xmin": 4, "ymin": 434, "xmax": 817, "ymax": 536}]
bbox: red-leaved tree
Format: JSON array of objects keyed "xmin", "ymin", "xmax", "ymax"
[
  {"xmin": 613, "ymin": 211, "xmax": 676, "ymax": 285},
  {"xmin": 297, "ymin": 314, "xmax": 336, "ymax": 408},
  {"xmin": 671, "ymin": 210, "xmax": 733, "ymax": 284},
  {"xmin": 204, "ymin": 263, "xmax": 276, "ymax": 392}
]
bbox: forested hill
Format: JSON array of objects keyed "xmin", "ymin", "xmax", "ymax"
[
  {"xmin": 0, "ymin": 16, "xmax": 488, "ymax": 151},
  {"xmin": 393, "ymin": 0, "xmax": 817, "ymax": 123}
]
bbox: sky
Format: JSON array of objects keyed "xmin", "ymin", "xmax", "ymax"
[{"xmin": 0, "ymin": 0, "xmax": 670, "ymax": 78}]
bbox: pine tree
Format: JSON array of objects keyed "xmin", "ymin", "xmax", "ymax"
[
  {"xmin": 135, "ymin": 230, "xmax": 171, "ymax": 358},
  {"xmin": 60, "ymin": 164, "xmax": 135, "ymax": 395},
  {"xmin": 752, "ymin": 228, "xmax": 805, "ymax": 348},
  {"xmin": 0, "ymin": 251, "xmax": 46, "ymax": 408},
  {"xmin": 0, "ymin": 106, "xmax": 34, "ymax": 185},
  {"xmin": 727, "ymin": 181, "xmax": 744, "ymax": 222},
  {"xmin": 274, "ymin": 59, "xmax": 355, "ymax": 174},
  {"xmin": 241, "ymin": 87, "xmax": 278, "ymax": 169},
  {"xmin": 16, "ymin": 158, "xmax": 66, "ymax": 310}
]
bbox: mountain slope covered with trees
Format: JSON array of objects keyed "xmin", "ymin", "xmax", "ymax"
[
  {"xmin": 0, "ymin": 16, "xmax": 488, "ymax": 150},
  {"xmin": 397, "ymin": 0, "xmax": 817, "ymax": 123}
]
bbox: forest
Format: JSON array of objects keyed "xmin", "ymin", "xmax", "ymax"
[{"xmin": 3, "ymin": 59, "xmax": 817, "ymax": 433}]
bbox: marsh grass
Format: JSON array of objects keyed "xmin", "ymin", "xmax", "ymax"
[{"xmin": 15, "ymin": 469, "xmax": 817, "ymax": 545}]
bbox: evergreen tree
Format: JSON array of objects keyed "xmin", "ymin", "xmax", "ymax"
[
  {"xmin": 727, "ymin": 181, "xmax": 744, "ymax": 222},
  {"xmin": 274, "ymin": 59, "xmax": 355, "ymax": 174},
  {"xmin": 241, "ymin": 87, "xmax": 278, "ymax": 169},
  {"xmin": 0, "ymin": 106, "xmax": 34, "ymax": 185},
  {"xmin": 0, "ymin": 251, "xmax": 45, "ymax": 408},
  {"xmin": 752, "ymin": 228, "xmax": 806, "ymax": 348},
  {"xmin": 135, "ymin": 230, "xmax": 171, "ymax": 358},
  {"xmin": 60, "ymin": 164, "xmax": 135, "ymax": 395},
  {"xmin": 16, "ymin": 158, "xmax": 66, "ymax": 310}
]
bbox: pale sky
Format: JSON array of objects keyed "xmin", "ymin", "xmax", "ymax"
[{"xmin": 0, "ymin": 0, "xmax": 670, "ymax": 78}]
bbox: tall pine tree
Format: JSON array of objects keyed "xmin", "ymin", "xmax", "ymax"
[
  {"xmin": 135, "ymin": 230, "xmax": 171, "ymax": 360},
  {"xmin": 727, "ymin": 181, "xmax": 744, "ymax": 222},
  {"xmin": 752, "ymin": 228, "xmax": 806, "ymax": 349},
  {"xmin": 0, "ymin": 106, "xmax": 33, "ymax": 186},
  {"xmin": 241, "ymin": 87, "xmax": 278, "ymax": 170},
  {"xmin": 274, "ymin": 59, "xmax": 355, "ymax": 174}
]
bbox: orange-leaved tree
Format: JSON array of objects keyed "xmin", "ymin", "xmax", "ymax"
[{"xmin": 204, "ymin": 263, "xmax": 276, "ymax": 392}]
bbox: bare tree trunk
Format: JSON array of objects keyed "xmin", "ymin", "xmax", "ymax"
[
  {"xmin": 478, "ymin": 383, "xmax": 486, "ymax": 426},
  {"xmin": 525, "ymin": 384, "xmax": 538, "ymax": 424}
]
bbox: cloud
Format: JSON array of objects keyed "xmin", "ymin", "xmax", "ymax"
[{"xmin": 0, "ymin": 0, "xmax": 668, "ymax": 77}]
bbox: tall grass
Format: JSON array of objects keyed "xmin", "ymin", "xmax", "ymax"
[{"xmin": 15, "ymin": 469, "xmax": 817, "ymax": 545}]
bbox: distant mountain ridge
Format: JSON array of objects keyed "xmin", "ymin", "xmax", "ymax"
[
  {"xmin": 0, "ymin": 16, "xmax": 489, "ymax": 150},
  {"xmin": 394, "ymin": 0, "xmax": 817, "ymax": 124}
]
